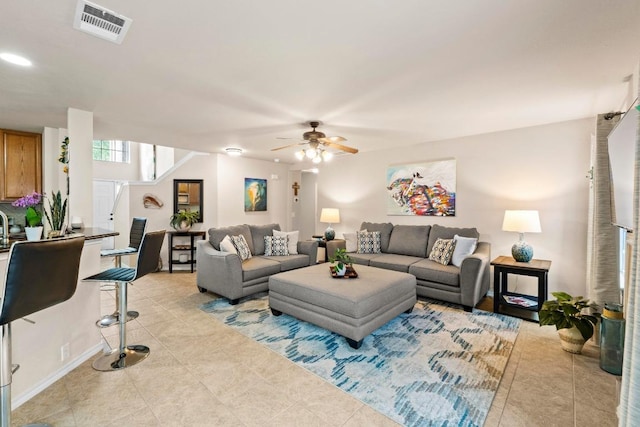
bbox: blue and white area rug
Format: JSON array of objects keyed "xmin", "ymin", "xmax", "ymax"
[{"xmin": 201, "ymin": 295, "xmax": 521, "ymax": 427}]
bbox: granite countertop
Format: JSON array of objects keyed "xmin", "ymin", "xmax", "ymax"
[{"xmin": 0, "ymin": 227, "xmax": 119, "ymax": 253}]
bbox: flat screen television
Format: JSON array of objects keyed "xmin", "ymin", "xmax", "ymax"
[{"xmin": 608, "ymin": 105, "xmax": 639, "ymax": 231}]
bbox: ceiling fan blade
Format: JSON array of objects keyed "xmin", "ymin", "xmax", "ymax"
[
  {"xmin": 318, "ymin": 136, "xmax": 347, "ymax": 144},
  {"xmin": 324, "ymin": 141, "xmax": 358, "ymax": 154},
  {"xmin": 271, "ymin": 143, "xmax": 304, "ymax": 151}
]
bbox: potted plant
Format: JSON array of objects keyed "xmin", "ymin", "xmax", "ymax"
[
  {"xmin": 12, "ymin": 191, "xmax": 44, "ymax": 241},
  {"xmin": 539, "ymin": 291, "xmax": 599, "ymax": 354},
  {"xmin": 43, "ymin": 190, "xmax": 67, "ymax": 238},
  {"xmin": 329, "ymin": 248, "xmax": 352, "ymax": 276},
  {"xmin": 170, "ymin": 209, "xmax": 199, "ymax": 231}
]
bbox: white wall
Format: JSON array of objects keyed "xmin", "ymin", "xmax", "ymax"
[{"xmin": 316, "ymin": 118, "xmax": 593, "ymax": 297}]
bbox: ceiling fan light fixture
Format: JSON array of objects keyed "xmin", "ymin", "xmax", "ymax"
[
  {"xmin": 295, "ymin": 150, "xmax": 305, "ymax": 160},
  {"xmin": 321, "ymin": 151, "xmax": 333, "ymax": 161},
  {"xmin": 305, "ymin": 147, "xmax": 317, "ymax": 159},
  {"xmin": 312, "ymin": 155, "xmax": 322, "ymax": 164}
]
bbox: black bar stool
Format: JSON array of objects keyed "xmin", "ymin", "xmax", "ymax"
[
  {"xmin": 0, "ymin": 236, "xmax": 85, "ymax": 427},
  {"xmin": 97, "ymin": 217, "xmax": 147, "ymax": 328},
  {"xmin": 84, "ymin": 230, "xmax": 165, "ymax": 371}
]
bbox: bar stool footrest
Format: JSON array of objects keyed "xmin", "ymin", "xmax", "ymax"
[
  {"xmin": 92, "ymin": 345, "xmax": 150, "ymax": 371},
  {"xmin": 95, "ymin": 311, "xmax": 139, "ymax": 328}
]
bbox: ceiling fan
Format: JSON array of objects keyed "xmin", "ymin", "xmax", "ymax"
[{"xmin": 271, "ymin": 121, "xmax": 358, "ymax": 162}]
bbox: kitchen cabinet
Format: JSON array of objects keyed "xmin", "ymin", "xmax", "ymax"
[{"xmin": 0, "ymin": 129, "xmax": 42, "ymax": 201}]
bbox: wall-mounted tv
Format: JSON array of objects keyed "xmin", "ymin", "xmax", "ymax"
[{"xmin": 608, "ymin": 105, "xmax": 638, "ymax": 231}]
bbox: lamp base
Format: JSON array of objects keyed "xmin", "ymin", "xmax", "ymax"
[
  {"xmin": 324, "ymin": 226, "xmax": 335, "ymax": 241},
  {"xmin": 512, "ymin": 241, "xmax": 533, "ymax": 262}
]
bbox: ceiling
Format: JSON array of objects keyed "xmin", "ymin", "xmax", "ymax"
[{"xmin": 1, "ymin": 0, "xmax": 639, "ymax": 164}]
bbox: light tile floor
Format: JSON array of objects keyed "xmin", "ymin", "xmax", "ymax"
[{"xmin": 11, "ymin": 269, "xmax": 620, "ymax": 426}]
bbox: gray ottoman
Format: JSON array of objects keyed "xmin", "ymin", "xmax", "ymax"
[{"xmin": 268, "ymin": 263, "xmax": 417, "ymax": 349}]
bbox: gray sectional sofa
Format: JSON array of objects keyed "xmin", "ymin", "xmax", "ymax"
[
  {"xmin": 331, "ymin": 222, "xmax": 491, "ymax": 311},
  {"xmin": 196, "ymin": 223, "xmax": 319, "ymax": 304}
]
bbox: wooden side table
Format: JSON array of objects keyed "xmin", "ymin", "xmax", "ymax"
[
  {"xmin": 168, "ymin": 230, "xmax": 206, "ymax": 273},
  {"xmin": 491, "ymin": 255, "xmax": 551, "ymax": 321},
  {"xmin": 318, "ymin": 239, "xmax": 346, "ymax": 262}
]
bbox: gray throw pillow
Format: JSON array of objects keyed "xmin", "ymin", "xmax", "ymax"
[
  {"xmin": 249, "ymin": 223, "xmax": 281, "ymax": 255},
  {"xmin": 387, "ymin": 225, "xmax": 431, "ymax": 257}
]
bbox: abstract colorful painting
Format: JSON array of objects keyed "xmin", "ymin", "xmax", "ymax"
[
  {"xmin": 244, "ymin": 178, "xmax": 267, "ymax": 211},
  {"xmin": 386, "ymin": 159, "xmax": 456, "ymax": 216}
]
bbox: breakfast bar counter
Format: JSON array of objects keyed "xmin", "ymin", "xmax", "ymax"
[{"xmin": 2, "ymin": 228, "xmax": 118, "ymax": 409}]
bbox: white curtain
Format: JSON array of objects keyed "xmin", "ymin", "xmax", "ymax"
[{"xmin": 618, "ymin": 89, "xmax": 640, "ymax": 424}]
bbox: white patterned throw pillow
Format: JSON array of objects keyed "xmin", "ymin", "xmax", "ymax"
[
  {"xmin": 428, "ymin": 238, "xmax": 457, "ymax": 265},
  {"xmin": 230, "ymin": 235, "xmax": 252, "ymax": 261},
  {"xmin": 273, "ymin": 229, "xmax": 298, "ymax": 255},
  {"xmin": 356, "ymin": 230, "xmax": 381, "ymax": 254},
  {"xmin": 264, "ymin": 235, "xmax": 289, "ymax": 256}
]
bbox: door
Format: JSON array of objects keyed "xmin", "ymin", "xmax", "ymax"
[
  {"xmin": 299, "ymin": 172, "xmax": 318, "ymax": 240},
  {"xmin": 93, "ymin": 180, "xmax": 116, "ymax": 250}
]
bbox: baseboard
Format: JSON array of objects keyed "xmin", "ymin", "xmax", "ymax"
[{"xmin": 12, "ymin": 343, "xmax": 103, "ymax": 410}]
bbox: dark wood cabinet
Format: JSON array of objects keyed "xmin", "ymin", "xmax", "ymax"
[{"xmin": 0, "ymin": 129, "xmax": 42, "ymax": 201}]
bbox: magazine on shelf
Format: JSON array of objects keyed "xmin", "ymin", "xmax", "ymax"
[{"xmin": 503, "ymin": 295, "xmax": 537, "ymax": 308}]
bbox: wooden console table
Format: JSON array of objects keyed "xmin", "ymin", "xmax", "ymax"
[
  {"xmin": 491, "ymin": 256, "xmax": 551, "ymax": 321},
  {"xmin": 168, "ymin": 230, "xmax": 206, "ymax": 273}
]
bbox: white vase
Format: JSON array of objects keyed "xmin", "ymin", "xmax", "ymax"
[
  {"xmin": 334, "ymin": 264, "xmax": 347, "ymax": 276},
  {"xmin": 558, "ymin": 326, "xmax": 586, "ymax": 354},
  {"xmin": 25, "ymin": 226, "xmax": 43, "ymax": 241}
]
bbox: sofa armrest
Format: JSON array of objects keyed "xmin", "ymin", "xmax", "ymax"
[
  {"xmin": 459, "ymin": 241, "xmax": 491, "ymax": 308},
  {"xmin": 297, "ymin": 240, "xmax": 320, "ymax": 266},
  {"xmin": 196, "ymin": 240, "xmax": 244, "ymax": 300}
]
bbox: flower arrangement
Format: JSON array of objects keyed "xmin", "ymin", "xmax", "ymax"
[{"xmin": 11, "ymin": 191, "xmax": 43, "ymax": 227}]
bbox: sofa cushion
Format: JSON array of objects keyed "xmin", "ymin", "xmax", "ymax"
[
  {"xmin": 426, "ymin": 224, "xmax": 479, "ymax": 255},
  {"xmin": 409, "ymin": 259, "xmax": 460, "ymax": 287},
  {"xmin": 249, "ymin": 223, "xmax": 281, "ymax": 255},
  {"xmin": 370, "ymin": 254, "xmax": 423, "ymax": 273},
  {"xmin": 264, "ymin": 235, "xmax": 289, "ymax": 256},
  {"xmin": 242, "ymin": 256, "xmax": 282, "ymax": 282},
  {"xmin": 428, "ymin": 238, "xmax": 456, "ymax": 265},
  {"xmin": 230, "ymin": 235, "xmax": 252, "ymax": 261},
  {"xmin": 360, "ymin": 222, "xmax": 394, "ymax": 252},
  {"xmin": 356, "ymin": 230, "xmax": 381, "ymax": 254},
  {"xmin": 451, "ymin": 234, "xmax": 478, "ymax": 267},
  {"xmin": 343, "ymin": 232, "xmax": 358, "ymax": 252},
  {"xmin": 387, "ymin": 225, "xmax": 431, "ymax": 258},
  {"xmin": 261, "ymin": 254, "xmax": 310, "ymax": 271},
  {"xmin": 209, "ymin": 224, "xmax": 253, "ymax": 252},
  {"xmin": 273, "ymin": 229, "xmax": 299, "ymax": 255},
  {"xmin": 349, "ymin": 252, "xmax": 383, "ymax": 265}
]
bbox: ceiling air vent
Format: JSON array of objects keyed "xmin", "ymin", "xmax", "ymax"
[{"xmin": 73, "ymin": 0, "xmax": 132, "ymax": 44}]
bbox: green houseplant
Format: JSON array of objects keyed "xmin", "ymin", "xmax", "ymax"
[
  {"xmin": 170, "ymin": 209, "xmax": 199, "ymax": 231},
  {"xmin": 539, "ymin": 291, "xmax": 599, "ymax": 354},
  {"xmin": 43, "ymin": 190, "xmax": 67, "ymax": 237},
  {"xmin": 329, "ymin": 248, "xmax": 352, "ymax": 276}
]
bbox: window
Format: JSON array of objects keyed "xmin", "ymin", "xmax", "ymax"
[{"xmin": 92, "ymin": 140, "xmax": 130, "ymax": 163}]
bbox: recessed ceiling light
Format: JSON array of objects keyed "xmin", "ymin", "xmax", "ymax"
[
  {"xmin": 0, "ymin": 53, "xmax": 32, "ymax": 67},
  {"xmin": 225, "ymin": 147, "xmax": 243, "ymax": 156}
]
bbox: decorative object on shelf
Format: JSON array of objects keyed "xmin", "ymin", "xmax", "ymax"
[
  {"xmin": 143, "ymin": 193, "xmax": 163, "ymax": 209},
  {"xmin": 24, "ymin": 226, "xmax": 43, "ymax": 241},
  {"xmin": 70, "ymin": 216, "xmax": 84, "ymax": 229},
  {"xmin": 11, "ymin": 191, "xmax": 43, "ymax": 228},
  {"xmin": 320, "ymin": 208, "xmax": 340, "ymax": 241},
  {"xmin": 169, "ymin": 209, "xmax": 199, "ymax": 231},
  {"xmin": 244, "ymin": 178, "xmax": 267, "ymax": 212},
  {"xmin": 386, "ymin": 159, "xmax": 456, "ymax": 216},
  {"xmin": 44, "ymin": 190, "xmax": 68, "ymax": 238},
  {"xmin": 329, "ymin": 247, "xmax": 352, "ymax": 277},
  {"xmin": 539, "ymin": 291, "xmax": 599, "ymax": 354},
  {"xmin": 502, "ymin": 210, "xmax": 541, "ymax": 262}
]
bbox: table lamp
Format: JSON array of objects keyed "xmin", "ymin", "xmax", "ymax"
[
  {"xmin": 502, "ymin": 210, "xmax": 541, "ymax": 262},
  {"xmin": 320, "ymin": 208, "xmax": 340, "ymax": 241}
]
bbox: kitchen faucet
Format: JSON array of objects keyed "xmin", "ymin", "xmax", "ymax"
[{"xmin": 0, "ymin": 210, "xmax": 8, "ymax": 245}]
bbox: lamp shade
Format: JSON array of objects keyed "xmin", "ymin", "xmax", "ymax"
[
  {"xmin": 502, "ymin": 210, "xmax": 541, "ymax": 233},
  {"xmin": 320, "ymin": 208, "xmax": 340, "ymax": 224}
]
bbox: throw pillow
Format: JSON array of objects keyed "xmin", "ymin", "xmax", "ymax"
[
  {"xmin": 428, "ymin": 238, "xmax": 457, "ymax": 265},
  {"xmin": 264, "ymin": 235, "xmax": 289, "ymax": 256},
  {"xmin": 356, "ymin": 230, "xmax": 381, "ymax": 254},
  {"xmin": 220, "ymin": 235, "xmax": 237, "ymax": 254},
  {"xmin": 273, "ymin": 229, "xmax": 299, "ymax": 255},
  {"xmin": 343, "ymin": 229, "xmax": 365, "ymax": 252},
  {"xmin": 230, "ymin": 235, "xmax": 252, "ymax": 261},
  {"xmin": 451, "ymin": 234, "xmax": 478, "ymax": 267}
]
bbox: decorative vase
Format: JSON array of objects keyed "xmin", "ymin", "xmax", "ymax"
[
  {"xmin": 25, "ymin": 226, "xmax": 43, "ymax": 241},
  {"xmin": 558, "ymin": 326, "xmax": 586, "ymax": 354},
  {"xmin": 173, "ymin": 221, "xmax": 192, "ymax": 232},
  {"xmin": 48, "ymin": 230, "xmax": 62, "ymax": 239},
  {"xmin": 335, "ymin": 264, "xmax": 347, "ymax": 276}
]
